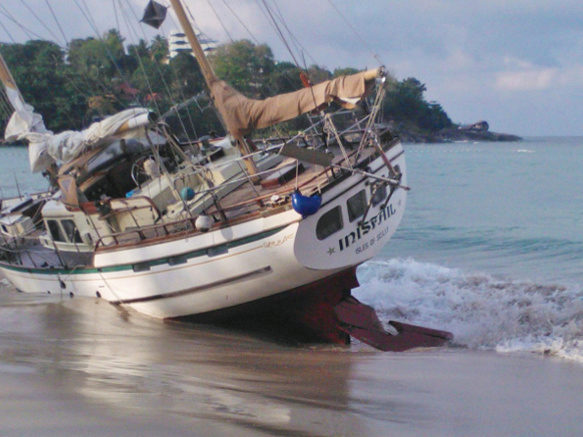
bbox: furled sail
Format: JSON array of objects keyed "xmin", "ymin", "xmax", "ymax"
[
  {"xmin": 5, "ymin": 107, "xmax": 151, "ymax": 173},
  {"xmin": 209, "ymin": 68, "xmax": 380, "ymax": 138}
]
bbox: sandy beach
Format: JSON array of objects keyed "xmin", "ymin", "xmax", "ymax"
[{"xmin": 1, "ymin": 283, "xmax": 582, "ymax": 437}]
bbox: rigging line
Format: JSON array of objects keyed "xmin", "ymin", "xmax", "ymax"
[
  {"xmin": 0, "ymin": 81, "xmax": 12, "ymax": 100},
  {"xmin": 220, "ymin": 0, "xmax": 259, "ymax": 44},
  {"xmin": 0, "ymin": 89, "xmax": 14, "ymax": 114},
  {"xmin": 0, "ymin": 5, "xmax": 44, "ymax": 40},
  {"xmin": 117, "ymin": 0, "xmax": 163, "ymax": 116},
  {"xmin": 257, "ymin": 0, "xmax": 322, "ymax": 129},
  {"xmin": 78, "ymin": 0, "xmax": 99, "ymax": 31},
  {"xmin": 61, "ymin": 68, "xmax": 97, "ymax": 109},
  {"xmin": 256, "ymin": 1, "xmax": 320, "ymax": 137},
  {"xmin": 20, "ymin": 0, "xmax": 61, "ymax": 44},
  {"xmin": 156, "ymin": 20, "xmax": 200, "ymax": 139},
  {"xmin": 269, "ymin": 0, "xmax": 317, "ymax": 67},
  {"xmin": 197, "ymin": 1, "xmax": 292, "ymax": 106},
  {"xmin": 121, "ymin": 0, "xmax": 199, "ymax": 143},
  {"xmin": 0, "ymin": 101, "xmax": 12, "ymax": 118},
  {"xmin": 0, "ymin": 77, "xmax": 18, "ymax": 113},
  {"xmin": 255, "ymin": 0, "xmax": 316, "ymax": 137},
  {"xmin": 0, "ymin": 99, "xmax": 14, "ymax": 120},
  {"xmin": 112, "ymin": 0, "xmax": 122, "ymax": 40},
  {"xmin": 326, "ymin": 0, "xmax": 382, "ymax": 66},
  {"xmin": 205, "ymin": 0, "xmax": 234, "ymax": 43},
  {"xmin": 73, "ymin": 0, "xmax": 132, "ymax": 107},
  {"xmin": 0, "ymin": 94, "xmax": 12, "ymax": 114},
  {"xmin": 258, "ymin": 0, "xmax": 301, "ymax": 69},
  {"xmin": 44, "ymin": 0, "xmax": 68, "ymax": 47},
  {"xmin": 183, "ymin": 1, "xmax": 215, "ymax": 45},
  {"xmin": 122, "ymin": 0, "xmax": 199, "ymax": 146},
  {"xmin": 183, "ymin": 2, "xmax": 205, "ymax": 36},
  {"xmin": 0, "ymin": 19, "xmax": 16, "ymax": 43}
]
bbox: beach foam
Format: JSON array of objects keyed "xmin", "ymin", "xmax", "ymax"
[{"xmin": 355, "ymin": 258, "xmax": 583, "ymax": 363}]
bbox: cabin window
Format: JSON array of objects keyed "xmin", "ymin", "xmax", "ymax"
[
  {"xmin": 168, "ymin": 255, "xmax": 188, "ymax": 266},
  {"xmin": 132, "ymin": 262, "xmax": 151, "ymax": 272},
  {"xmin": 61, "ymin": 220, "xmax": 82, "ymax": 243},
  {"xmin": 316, "ymin": 206, "xmax": 343, "ymax": 240},
  {"xmin": 46, "ymin": 220, "xmax": 66, "ymax": 242},
  {"xmin": 347, "ymin": 190, "xmax": 367, "ymax": 222},
  {"xmin": 1, "ymin": 224, "xmax": 7, "ymax": 234},
  {"xmin": 371, "ymin": 183, "xmax": 387, "ymax": 206}
]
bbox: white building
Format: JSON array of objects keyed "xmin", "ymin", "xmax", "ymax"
[{"xmin": 169, "ymin": 31, "xmax": 217, "ymax": 58}]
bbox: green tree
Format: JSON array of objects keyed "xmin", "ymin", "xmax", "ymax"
[
  {"xmin": 333, "ymin": 67, "xmax": 359, "ymax": 77},
  {"xmin": 267, "ymin": 61, "xmax": 303, "ymax": 94},
  {"xmin": 68, "ymin": 30, "xmax": 127, "ymax": 83},
  {"xmin": 150, "ymin": 35, "xmax": 169, "ymax": 63},
  {"xmin": 0, "ymin": 40, "xmax": 83, "ymax": 131},
  {"xmin": 383, "ymin": 77, "xmax": 452, "ymax": 132},
  {"xmin": 169, "ymin": 52, "xmax": 204, "ymax": 98},
  {"xmin": 1, "ymin": 35, "xmax": 455, "ymax": 140},
  {"xmin": 305, "ymin": 65, "xmax": 332, "ymax": 84},
  {"xmin": 210, "ymin": 40, "xmax": 275, "ymax": 98}
]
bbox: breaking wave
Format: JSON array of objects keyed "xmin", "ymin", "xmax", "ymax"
[{"xmin": 355, "ymin": 258, "xmax": 583, "ymax": 363}]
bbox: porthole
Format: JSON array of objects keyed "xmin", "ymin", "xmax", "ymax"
[
  {"xmin": 371, "ymin": 184, "xmax": 387, "ymax": 206},
  {"xmin": 316, "ymin": 206, "xmax": 343, "ymax": 240},
  {"xmin": 347, "ymin": 190, "xmax": 367, "ymax": 222}
]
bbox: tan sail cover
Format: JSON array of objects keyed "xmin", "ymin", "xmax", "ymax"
[{"xmin": 210, "ymin": 69, "xmax": 379, "ymax": 138}]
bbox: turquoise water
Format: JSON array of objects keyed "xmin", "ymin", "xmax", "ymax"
[
  {"xmin": 356, "ymin": 137, "xmax": 583, "ymax": 362},
  {"xmin": 0, "ymin": 146, "xmax": 47, "ymax": 199},
  {"xmin": 391, "ymin": 137, "xmax": 583, "ymax": 283},
  {"xmin": 1, "ymin": 140, "xmax": 582, "ymax": 362}
]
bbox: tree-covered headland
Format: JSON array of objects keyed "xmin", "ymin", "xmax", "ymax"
[{"xmin": 0, "ymin": 31, "xmax": 519, "ymax": 142}]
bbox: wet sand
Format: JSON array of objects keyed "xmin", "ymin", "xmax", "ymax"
[{"xmin": 1, "ymin": 285, "xmax": 582, "ymax": 436}]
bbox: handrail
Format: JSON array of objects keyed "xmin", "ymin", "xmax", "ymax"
[
  {"xmin": 91, "ymin": 119, "xmax": 392, "ymax": 251},
  {"xmin": 94, "ymin": 215, "xmax": 198, "ymax": 250}
]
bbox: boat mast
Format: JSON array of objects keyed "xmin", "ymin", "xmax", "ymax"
[{"xmin": 168, "ymin": 0, "xmax": 259, "ymax": 178}]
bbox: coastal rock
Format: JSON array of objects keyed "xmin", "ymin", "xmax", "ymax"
[{"xmin": 386, "ymin": 120, "xmax": 521, "ymax": 143}]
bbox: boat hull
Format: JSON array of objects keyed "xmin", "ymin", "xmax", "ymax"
[{"xmin": 0, "ymin": 142, "xmax": 406, "ymax": 326}]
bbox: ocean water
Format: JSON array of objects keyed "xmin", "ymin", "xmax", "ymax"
[
  {"xmin": 1, "ymin": 140, "xmax": 582, "ymax": 364},
  {"xmin": 1, "ymin": 140, "xmax": 583, "ymax": 435},
  {"xmin": 355, "ymin": 137, "xmax": 583, "ymax": 363},
  {"xmin": 0, "ymin": 146, "xmax": 48, "ymax": 199}
]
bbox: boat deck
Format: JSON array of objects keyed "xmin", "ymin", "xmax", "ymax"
[
  {"xmin": 208, "ymin": 141, "xmax": 376, "ymax": 221},
  {"xmin": 92, "ymin": 141, "xmax": 380, "ymax": 250}
]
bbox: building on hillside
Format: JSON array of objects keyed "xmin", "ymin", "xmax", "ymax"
[{"xmin": 169, "ymin": 31, "xmax": 217, "ymax": 59}]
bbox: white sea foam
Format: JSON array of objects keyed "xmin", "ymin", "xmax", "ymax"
[{"xmin": 355, "ymin": 258, "xmax": 583, "ymax": 363}]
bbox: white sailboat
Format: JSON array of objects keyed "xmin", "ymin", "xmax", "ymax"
[{"xmin": 0, "ymin": 0, "xmax": 451, "ymax": 350}]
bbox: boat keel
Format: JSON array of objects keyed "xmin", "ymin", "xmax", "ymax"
[
  {"xmin": 333, "ymin": 295, "xmax": 453, "ymax": 351},
  {"xmin": 174, "ymin": 267, "xmax": 452, "ymax": 351}
]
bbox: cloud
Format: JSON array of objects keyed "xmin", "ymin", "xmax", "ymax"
[
  {"xmin": 3, "ymin": 0, "xmax": 583, "ymax": 134},
  {"xmin": 495, "ymin": 56, "xmax": 583, "ymax": 91},
  {"xmin": 495, "ymin": 68, "xmax": 558, "ymax": 91}
]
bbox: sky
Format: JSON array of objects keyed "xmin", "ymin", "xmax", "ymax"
[{"xmin": 2, "ymin": 0, "xmax": 583, "ymax": 136}]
